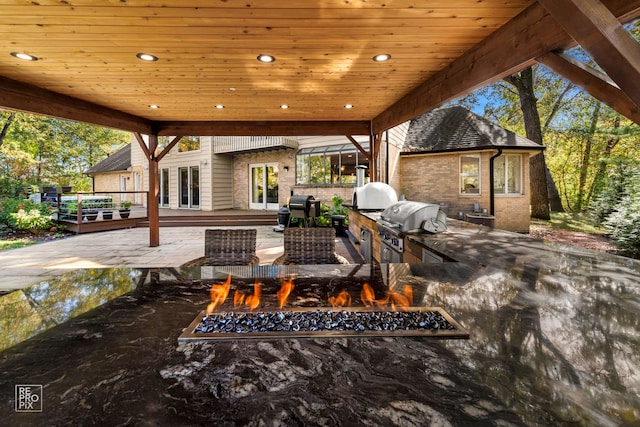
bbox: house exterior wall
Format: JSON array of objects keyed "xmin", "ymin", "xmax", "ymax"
[
  {"xmin": 232, "ymin": 149, "xmax": 297, "ymax": 209},
  {"xmin": 398, "ymin": 150, "xmax": 532, "ymax": 232}
]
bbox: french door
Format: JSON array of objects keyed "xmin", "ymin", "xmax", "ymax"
[
  {"xmin": 179, "ymin": 166, "xmax": 200, "ymax": 209},
  {"xmin": 249, "ymin": 163, "xmax": 279, "ymax": 210}
]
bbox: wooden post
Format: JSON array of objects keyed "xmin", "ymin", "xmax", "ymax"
[
  {"xmin": 147, "ymin": 134, "xmax": 160, "ymax": 247},
  {"xmin": 369, "ymin": 132, "xmax": 376, "ymax": 182}
]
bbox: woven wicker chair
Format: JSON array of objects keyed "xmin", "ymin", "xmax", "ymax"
[
  {"xmin": 273, "ymin": 227, "xmax": 349, "ymax": 265},
  {"xmin": 182, "ymin": 229, "xmax": 259, "ymax": 267}
]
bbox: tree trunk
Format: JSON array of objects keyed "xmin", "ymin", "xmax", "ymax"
[
  {"xmin": 505, "ymin": 68, "xmax": 551, "ymax": 220},
  {"xmin": 576, "ymin": 103, "xmax": 600, "ymax": 211},
  {"xmin": 0, "ymin": 111, "xmax": 16, "ymax": 147},
  {"xmin": 586, "ymin": 116, "xmax": 621, "ymax": 203}
]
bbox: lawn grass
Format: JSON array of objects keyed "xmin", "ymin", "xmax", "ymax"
[
  {"xmin": 0, "ymin": 238, "xmax": 39, "ymax": 251},
  {"xmin": 532, "ymin": 212, "xmax": 608, "ymax": 235}
]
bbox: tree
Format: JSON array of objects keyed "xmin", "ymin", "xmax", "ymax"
[
  {"xmin": 0, "ymin": 111, "xmax": 129, "ymax": 196},
  {"xmin": 504, "ymin": 67, "xmax": 552, "ymax": 220}
]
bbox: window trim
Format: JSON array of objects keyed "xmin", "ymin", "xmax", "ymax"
[
  {"xmin": 295, "ymin": 143, "xmax": 369, "ymax": 186},
  {"xmin": 493, "ymin": 153, "xmax": 523, "ymax": 196},
  {"xmin": 459, "ymin": 153, "xmax": 481, "ymax": 195}
]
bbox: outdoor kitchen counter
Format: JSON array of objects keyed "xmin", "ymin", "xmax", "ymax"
[{"xmin": 1, "ymin": 229, "xmax": 639, "ymax": 425}]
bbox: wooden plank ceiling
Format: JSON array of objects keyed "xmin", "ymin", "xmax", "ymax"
[{"xmin": 0, "ymin": 0, "xmax": 639, "ymax": 136}]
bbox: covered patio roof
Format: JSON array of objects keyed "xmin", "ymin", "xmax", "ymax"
[{"xmin": 1, "ymin": 0, "xmax": 640, "ymax": 137}]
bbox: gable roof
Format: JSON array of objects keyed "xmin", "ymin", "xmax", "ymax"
[
  {"xmin": 86, "ymin": 144, "xmax": 131, "ymax": 175},
  {"xmin": 401, "ymin": 106, "xmax": 544, "ymax": 154}
]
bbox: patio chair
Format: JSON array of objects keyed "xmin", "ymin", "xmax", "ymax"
[
  {"xmin": 182, "ymin": 229, "xmax": 259, "ymax": 267},
  {"xmin": 273, "ymin": 227, "xmax": 350, "ymax": 265}
]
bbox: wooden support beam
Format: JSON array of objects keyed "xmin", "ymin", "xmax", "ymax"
[
  {"xmin": 346, "ymin": 135, "xmax": 370, "ymax": 161},
  {"xmin": 538, "ymin": 0, "xmax": 640, "ymax": 112},
  {"xmin": 147, "ymin": 134, "xmax": 160, "ymax": 247},
  {"xmin": 156, "ymin": 136, "xmax": 183, "ymax": 162},
  {"xmin": 155, "ymin": 120, "xmax": 371, "ymax": 137},
  {"xmin": 368, "ymin": 133, "xmax": 377, "ymax": 182},
  {"xmin": 372, "ymin": 0, "xmax": 640, "ymax": 134},
  {"xmin": 537, "ymin": 52, "xmax": 640, "ymax": 124},
  {"xmin": 0, "ymin": 76, "xmax": 152, "ymax": 134},
  {"xmin": 133, "ymin": 132, "xmax": 152, "ymax": 160}
]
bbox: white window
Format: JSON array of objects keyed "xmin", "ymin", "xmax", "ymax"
[
  {"xmin": 460, "ymin": 154, "xmax": 480, "ymax": 194},
  {"xmin": 494, "ymin": 154, "xmax": 522, "ymax": 195}
]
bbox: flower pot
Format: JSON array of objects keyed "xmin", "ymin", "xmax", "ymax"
[
  {"xmin": 119, "ymin": 209, "xmax": 130, "ymax": 219},
  {"xmin": 102, "ymin": 211, "xmax": 114, "ymax": 220},
  {"xmin": 84, "ymin": 210, "xmax": 98, "ymax": 221}
]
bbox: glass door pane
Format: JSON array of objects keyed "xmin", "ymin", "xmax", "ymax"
[
  {"xmin": 266, "ymin": 165, "xmax": 279, "ymax": 210},
  {"xmin": 179, "ymin": 167, "xmax": 189, "ymax": 207},
  {"xmin": 191, "ymin": 167, "xmax": 200, "ymax": 207},
  {"xmin": 249, "ymin": 163, "xmax": 279, "ymax": 210}
]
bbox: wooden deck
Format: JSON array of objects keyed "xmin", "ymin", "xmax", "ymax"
[{"xmin": 59, "ymin": 208, "xmax": 278, "ymax": 234}]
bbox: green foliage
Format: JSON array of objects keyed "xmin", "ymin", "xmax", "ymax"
[
  {"xmin": 315, "ymin": 194, "xmax": 349, "ymax": 228},
  {"xmin": 1, "ymin": 196, "xmax": 54, "ymax": 234},
  {"xmin": 119, "ymin": 200, "xmax": 132, "ymax": 210},
  {"xmin": 589, "ymin": 160, "xmax": 635, "ymax": 223},
  {"xmin": 604, "ymin": 195, "xmax": 640, "ymax": 257},
  {"xmin": 592, "ymin": 162, "xmax": 640, "ymax": 257},
  {"xmin": 9, "ymin": 208, "xmax": 53, "ymax": 234},
  {"xmin": 0, "ymin": 111, "xmax": 129, "ymax": 197},
  {"xmin": 0, "ymin": 197, "xmax": 46, "ymax": 227}
]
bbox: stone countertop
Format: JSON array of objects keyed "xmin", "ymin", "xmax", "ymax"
[{"xmin": 1, "ymin": 228, "xmax": 639, "ymax": 425}]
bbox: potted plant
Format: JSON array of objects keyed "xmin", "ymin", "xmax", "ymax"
[
  {"xmin": 119, "ymin": 200, "xmax": 132, "ymax": 219},
  {"xmin": 82, "ymin": 201, "xmax": 99, "ymax": 221},
  {"xmin": 63, "ymin": 201, "xmax": 79, "ymax": 220},
  {"xmin": 102, "ymin": 208, "xmax": 114, "ymax": 220}
]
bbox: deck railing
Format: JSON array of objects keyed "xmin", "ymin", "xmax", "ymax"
[{"xmin": 55, "ymin": 191, "xmax": 149, "ymax": 234}]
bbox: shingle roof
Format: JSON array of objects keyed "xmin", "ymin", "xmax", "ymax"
[
  {"xmin": 86, "ymin": 144, "xmax": 131, "ymax": 174},
  {"xmin": 402, "ymin": 106, "xmax": 544, "ymax": 154}
]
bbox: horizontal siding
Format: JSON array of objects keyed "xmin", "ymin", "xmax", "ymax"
[{"xmin": 212, "ymin": 154, "xmax": 233, "ymax": 210}]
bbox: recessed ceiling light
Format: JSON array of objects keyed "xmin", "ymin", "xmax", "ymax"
[
  {"xmin": 344, "ymin": 104, "xmax": 354, "ymax": 109},
  {"xmin": 372, "ymin": 54, "xmax": 391, "ymax": 62},
  {"xmin": 149, "ymin": 104, "xmax": 159, "ymax": 109},
  {"xmin": 229, "ymin": 87, "xmax": 237, "ymax": 91},
  {"xmin": 136, "ymin": 53, "xmax": 158, "ymax": 62},
  {"xmin": 280, "ymin": 104, "xmax": 289, "ymax": 109},
  {"xmin": 257, "ymin": 54, "xmax": 276, "ymax": 63},
  {"xmin": 11, "ymin": 52, "xmax": 38, "ymax": 61},
  {"xmin": 215, "ymin": 104, "xmax": 225, "ymax": 109}
]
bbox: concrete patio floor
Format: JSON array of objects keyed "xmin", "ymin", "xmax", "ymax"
[{"xmin": 0, "ymin": 226, "xmax": 296, "ymax": 293}]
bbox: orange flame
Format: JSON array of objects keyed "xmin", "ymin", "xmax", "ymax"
[
  {"xmin": 361, "ymin": 282, "xmax": 413, "ymax": 311},
  {"xmin": 206, "ymin": 274, "xmax": 231, "ymax": 315},
  {"xmin": 328, "ymin": 289, "xmax": 352, "ymax": 307},
  {"xmin": 388, "ymin": 291, "xmax": 410, "ymax": 310},
  {"xmin": 403, "ymin": 285, "xmax": 413, "ymax": 306},
  {"xmin": 277, "ymin": 276, "xmax": 295, "ymax": 308},
  {"xmin": 245, "ymin": 280, "xmax": 262, "ymax": 311},
  {"xmin": 233, "ymin": 290, "xmax": 245, "ymax": 308},
  {"xmin": 361, "ymin": 283, "xmax": 375, "ymax": 307}
]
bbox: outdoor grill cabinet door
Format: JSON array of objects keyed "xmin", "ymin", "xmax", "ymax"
[
  {"xmin": 381, "ymin": 242, "xmax": 402, "ymax": 263},
  {"xmin": 360, "ymin": 227, "xmax": 372, "ymax": 263}
]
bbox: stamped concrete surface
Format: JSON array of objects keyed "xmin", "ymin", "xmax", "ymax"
[{"xmin": 0, "ymin": 226, "xmax": 287, "ymax": 293}]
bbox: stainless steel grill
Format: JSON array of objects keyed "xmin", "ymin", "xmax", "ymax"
[{"xmin": 376, "ymin": 201, "xmax": 447, "ymax": 262}]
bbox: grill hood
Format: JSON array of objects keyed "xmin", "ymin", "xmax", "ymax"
[
  {"xmin": 378, "ymin": 201, "xmax": 447, "ymax": 234},
  {"xmin": 352, "ymin": 182, "xmax": 398, "ymax": 210}
]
